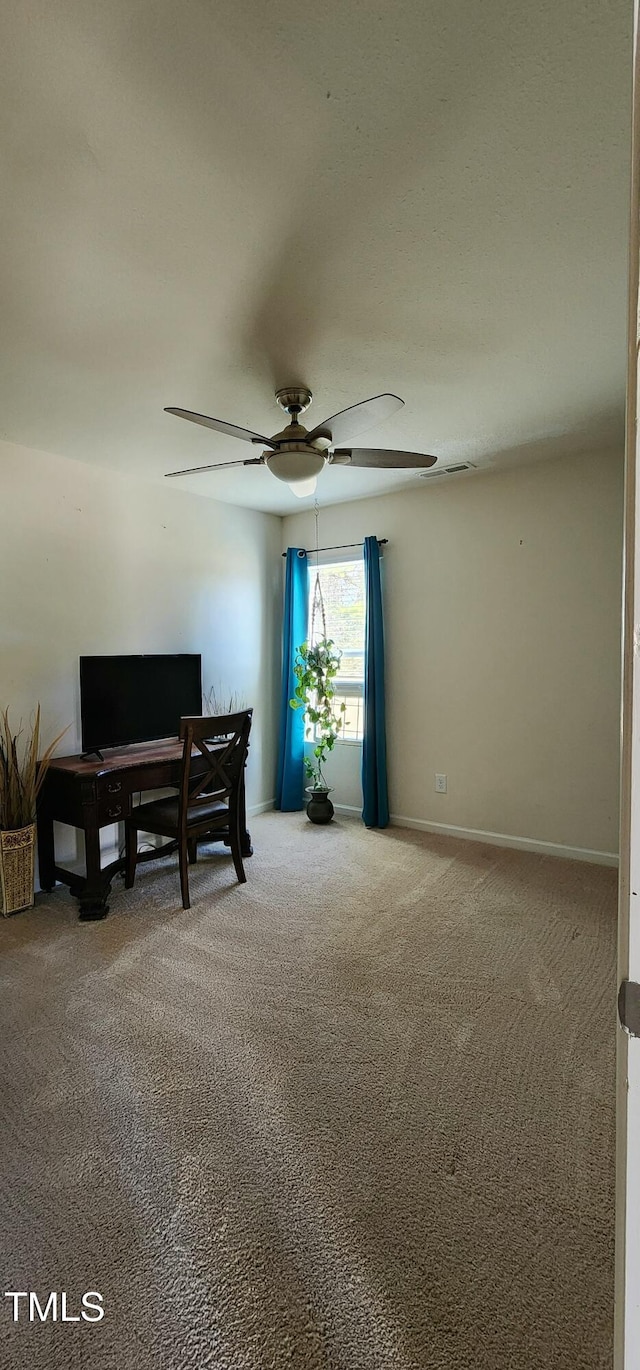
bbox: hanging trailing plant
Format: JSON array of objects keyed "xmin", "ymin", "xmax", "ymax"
[{"xmin": 289, "ymin": 639, "xmax": 345, "ymax": 791}]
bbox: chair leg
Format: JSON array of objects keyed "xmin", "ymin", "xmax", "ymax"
[
  {"xmin": 178, "ymin": 834, "xmax": 191, "ymax": 909},
  {"xmin": 125, "ymin": 825, "xmax": 137, "ymax": 889},
  {"xmin": 187, "ymin": 836, "xmax": 198, "ymax": 865},
  {"xmin": 229, "ymin": 811, "xmax": 246, "ymax": 885}
]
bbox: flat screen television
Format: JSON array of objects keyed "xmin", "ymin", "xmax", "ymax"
[{"xmin": 80, "ymin": 654, "xmax": 202, "ymax": 752}]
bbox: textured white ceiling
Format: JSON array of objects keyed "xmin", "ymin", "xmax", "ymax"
[{"xmin": 0, "ymin": 0, "xmax": 631, "ymax": 514}]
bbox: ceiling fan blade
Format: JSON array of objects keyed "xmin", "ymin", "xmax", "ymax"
[
  {"xmin": 305, "ymin": 393, "xmax": 404, "ymax": 447},
  {"xmin": 165, "ymin": 458, "xmax": 263, "ymax": 478},
  {"xmin": 332, "ymin": 448, "xmax": 437, "ymax": 469},
  {"xmin": 165, "ymin": 407, "xmax": 277, "ymax": 448}
]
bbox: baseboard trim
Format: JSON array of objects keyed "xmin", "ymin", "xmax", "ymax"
[
  {"xmin": 388, "ymin": 813, "xmax": 619, "ymax": 867},
  {"xmin": 240, "ymin": 800, "xmax": 619, "ymax": 867},
  {"xmin": 248, "ymin": 799, "xmax": 276, "ymax": 816}
]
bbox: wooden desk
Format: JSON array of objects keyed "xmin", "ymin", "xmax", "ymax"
[{"xmin": 37, "ymin": 738, "xmax": 252, "ymax": 921}]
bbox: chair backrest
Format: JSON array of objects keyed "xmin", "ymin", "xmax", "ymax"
[{"xmin": 178, "ymin": 710, "xmax": 253, "ymax": 824}]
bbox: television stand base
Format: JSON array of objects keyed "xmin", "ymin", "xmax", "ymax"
[{"xmin": 81, "ymin": 749, "xmax": 104, "ymax": 762}]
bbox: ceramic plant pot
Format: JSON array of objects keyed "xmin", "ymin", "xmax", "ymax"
[{"xmin": 305, "ymin": 787, "xmax": 335, "ymax": 825}]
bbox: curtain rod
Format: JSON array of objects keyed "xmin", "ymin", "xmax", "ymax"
[{"xmin": 281, "ymin": 539, "xmax": 388, "ymax": 558}]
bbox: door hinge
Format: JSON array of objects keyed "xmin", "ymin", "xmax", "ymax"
[{"xmin": 618, "ymin": 980, "xmax": 640, "ymax": 1036}]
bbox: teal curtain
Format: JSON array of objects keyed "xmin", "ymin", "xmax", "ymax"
[
  {"xmin": 275, "ymin": 549, "xmax": 308, "ymax": 810},
  {"xmin": 362, "ymin": 536, "xmax": 389, "ymax": 827}
]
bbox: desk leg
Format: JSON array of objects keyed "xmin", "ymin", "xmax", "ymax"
[
  {"xmin": 77, "ymin": 823, "xmax": 112, "ymax": 921},
  {"xmin": 37, "ymin": 807, "xmax": 56, "ymax": 892}
]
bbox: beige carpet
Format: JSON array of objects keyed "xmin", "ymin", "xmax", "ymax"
[{"xmin": 0, "ymin": 813, "xmax": 617, "ymax": 1370}]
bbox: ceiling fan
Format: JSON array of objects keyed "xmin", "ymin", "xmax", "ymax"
[{"xmin": 164, "ymin": 386, "xmax": 437, "ymax": 497}]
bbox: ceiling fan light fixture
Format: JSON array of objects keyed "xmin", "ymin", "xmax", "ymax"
[
  {"xmin": 266, "ymin": 447, "xmax": 326, "ymax": 488},
  {"xmin": 291, "ymin": 476, "xmax": 318, "ymax": 498}
]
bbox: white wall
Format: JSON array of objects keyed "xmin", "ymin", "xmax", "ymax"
[
  {"xmin": 284, "ymin": 450, "xmax": 624, "ymax": 859},
  {"xmin": 0, "ymin": 438, "xmax": 282, "ymax": 869}
]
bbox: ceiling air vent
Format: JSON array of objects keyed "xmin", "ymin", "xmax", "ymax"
[{"xmin": 419, "ymin": 462, "xmax": 477, "ymax": 480}]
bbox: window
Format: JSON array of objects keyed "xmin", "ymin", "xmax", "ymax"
[{"xmin": 307, "ymin": 558, "xmax": 365, "ymax": 742}]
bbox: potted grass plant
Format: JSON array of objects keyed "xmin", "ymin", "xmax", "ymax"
[
  {"xmin": 0, "ymin": 707, "xmax": 66, "ymax": 915},
  {"xmin": 290, "ymin": 639, "xmax": 345, "ymax": 824},
  {"xmin": 203, "ymin": 684, "xmax": 248, "ymax": 715}
]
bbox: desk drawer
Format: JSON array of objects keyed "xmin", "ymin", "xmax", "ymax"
[
  {"xmin": 96, "ymin": 776, "xmax": 127, "ymax": 798},
  {"xmin": 97, "ymin": 794, "xmax": 131, "ymax": 824}
]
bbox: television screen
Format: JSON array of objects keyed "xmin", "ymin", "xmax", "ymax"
[{"xmin": 80, "ymin": 654, "xmax": 202, "ymax": 752}]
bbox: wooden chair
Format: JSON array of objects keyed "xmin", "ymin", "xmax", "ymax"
[{"xmin": 124, "ymin": 710, "xmax": 253, "ymax": 909}]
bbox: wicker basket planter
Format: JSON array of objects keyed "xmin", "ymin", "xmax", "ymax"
[{"xmin": 0, "ymin": 823, "xmax": 36, "ymax": 916}]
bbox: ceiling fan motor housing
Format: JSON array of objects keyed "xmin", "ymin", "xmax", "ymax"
[{"xmin": 268, "ymin": 389, "xmax": 326, "ymax": 484}]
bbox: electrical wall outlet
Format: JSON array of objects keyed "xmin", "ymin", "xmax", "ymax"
[{"xmin": 435, "ymin": 773, "xmax": 447, "ymax": 793}]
